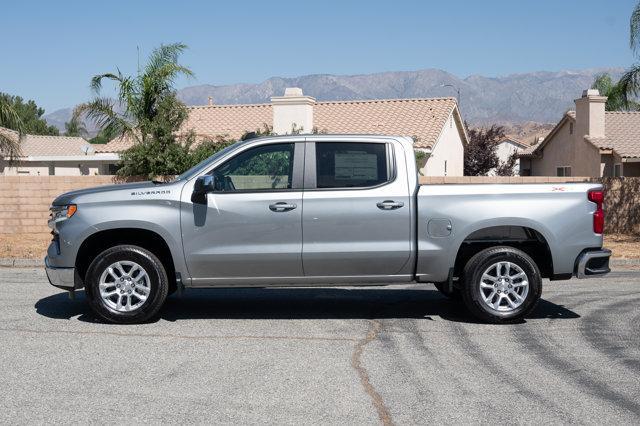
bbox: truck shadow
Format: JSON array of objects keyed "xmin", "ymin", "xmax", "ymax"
[{"xmin": 35, "ymin": 287, "xmax": 580, "ymax": 324}]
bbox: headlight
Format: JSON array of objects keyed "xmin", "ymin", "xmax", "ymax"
[{"xmin": 48, "ymin": 204, "xmax": 77, "ymax": 231}]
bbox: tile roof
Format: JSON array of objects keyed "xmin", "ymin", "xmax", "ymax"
[
  {"xmin": 97, "ymin": 97, "xmax": 462, "ymax": 152},
  {"xmin": 185, "ymin": 103, "xmax": 273, "ymax": 140},
  {"xmin": 0, "ymin": 126, "xmax": 92, "ymax": 157},
  {"xmin": 518, "ymin": 140, "xmax": 542, "ymax": 157},
  {"xmin": 314, "ymin": 98, "xmax": 460, "ymax": 149},
  {"xmin": 518, "ymin": 110, "xmax": 640, "ymax": 159},
  {"xmin": 585, "ymin": 112, "xmax": 640, "ymax": 158},
  {"xmin": 93, "ymin": 134, "xmax": 137, "ymax": 153},
  {"xmin": 497, "ymin": 137, "xmax": 528, "ymax": 149}
]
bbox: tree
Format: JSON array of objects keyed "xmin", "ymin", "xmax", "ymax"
[
  {"xmin": 75, "ymin": 43, "xmax": 194, "ymax": 143},
  {"xmin": 89, "ymin": 126, "xmax": 118, "ymax": 145},
  {"xmin": 0, "ymin": 98, "xmax": 24, "ymax": 161},
  {"xmin": 592, "ymin": 73, "xmax": 640, "ymax": 111},
  {"xmin": 495, "ymin": 151, "xmax": 519, "ymax": 176},
  {"xmin": 189, "ymin": 136, "xmax": 235, "ymax": 166},
  {"xmin": 414, "ymin": 150, "xmax": 429, "ymax": 175},
  {"xmin": 0, "ymin": 93, "xmax": 59, "ymax": 135},
  {"xmin": 464, "ymin": 124, "xmax": 503, "ymax": 176},
  {"xmin": 115, "ymin": 95, "xmax": 192, "ymax": 178},
  {"xmin": 64, "ymin": 115, "xmax": 89, "ymax": 137},
  {"xmin": 116, "ymin": 133, "xmax": 194, "ymax": 179},
  {"xmin": 75, "ymin": 43, "xmax": 195, "ymax": 177},
  {"xmin": 618, "ymin": 2, "xmax": 640, "ymax": 107}
]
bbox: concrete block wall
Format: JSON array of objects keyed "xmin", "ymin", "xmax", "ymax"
[{"xmin": 0, "ymin": 176, "xmax": 115, "ymax": 235}]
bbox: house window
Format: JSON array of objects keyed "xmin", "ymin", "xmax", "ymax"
[
  {"xmin": 556, "ymin": 166, "xmax": 572, "ymax": 177},
  {"xmin": 614, "ymin": 163, "xmax": 623, "ymax": 177},
  {"xmin": 444, "ymin": 160, "xmax": 448, "ymax": 176},
  {"xmin": 569, "ymin": 123, "xmax": 574, "ymax": 135},
  {"xmin": 48, "ymin": 164, "xmax": 55, "ymax": 176}
]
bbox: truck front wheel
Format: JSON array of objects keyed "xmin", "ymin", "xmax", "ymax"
[
  {"xmin": 461, "ymin": 246, "xmax": 542, "ymax": 323},
  {"xmin": 85, "ymin": 245, "xmax": 169, "ymax": 324}
]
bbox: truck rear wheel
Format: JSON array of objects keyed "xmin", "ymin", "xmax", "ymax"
[
  {"xmin": 461, "ymin": 246, "xmax": 542, "ymax": 323},
  {"xmin": 85, "ymin": 245, "xmax": 169, "ymax": 324}
]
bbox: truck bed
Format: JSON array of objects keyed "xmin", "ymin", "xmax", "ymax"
[{"xmin": 415, "ymin": 183, "xmax": 604, "ymax": 282}]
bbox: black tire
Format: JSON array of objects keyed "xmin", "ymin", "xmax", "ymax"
[
  {"xmin": 85, "ymin": 245, "xmax": 169, "ymax": 324},
  {"xmin": 461, "ymin": 246, "xmax": 542, "ymax": 323},
  {"xmin": 433, "ymin": 282, "xmax": 462, "ymax": 300}
]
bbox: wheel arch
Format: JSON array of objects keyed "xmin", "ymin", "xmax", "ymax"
[
  {"xmin": 452, "ymin": 223, "xmax": 554, "ymax": 279},
  {"xmin": 75, "ymin": 226, "xmax": 177, "ymax": 290}
]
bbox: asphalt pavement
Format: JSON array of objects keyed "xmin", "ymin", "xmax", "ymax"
[{"xmin": 1, "ymin": 267, "xmax": 639, "ymax": 424}]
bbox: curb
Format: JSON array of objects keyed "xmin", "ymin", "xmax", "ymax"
[
  {"xmin": 2, "ymin": 257, "xmax": 640, "ymax": 268},
  {"xmin": 0, "ymin": 258, "xmax": 43, "ymax": 268},
  {"xmin": 610, "ymin": 258, "xmax": 640, "ymax": 266}
]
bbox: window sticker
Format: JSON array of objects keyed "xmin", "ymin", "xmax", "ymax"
[{"xmin": 334, "ymin": 151, "xmax": 378, "ymax": 180}]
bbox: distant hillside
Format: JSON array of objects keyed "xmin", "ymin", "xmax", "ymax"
[
  {"xmin": 45, "ymin": 67, "xmax": 623, "ymax": 134},
  {"xmin": 501, "ymin": 122, "xmax": 557, "ymax": 145}
]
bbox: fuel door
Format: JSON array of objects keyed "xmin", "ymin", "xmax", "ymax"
[{"xmin": 427, "ymin": 218, "xmax": 452, "ymax": 238}]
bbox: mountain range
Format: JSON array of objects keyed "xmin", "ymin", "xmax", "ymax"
[{"xmin": 44, "ymin": 67, "xmax": 623, "ymax": 134}]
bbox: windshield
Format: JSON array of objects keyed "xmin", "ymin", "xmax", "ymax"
[{"xmin": 175, "ymin": 142, "xmax": 241, "ymax": 181}]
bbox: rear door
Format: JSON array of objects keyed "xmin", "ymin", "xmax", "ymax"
[{"xmin": 301, "ymin": 139, "xmax": 412, "ymax": 278}]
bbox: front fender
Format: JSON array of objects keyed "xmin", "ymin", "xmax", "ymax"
[{"xmin": 50, "ymin": 199, "xmax": 188, "ymax": 284}]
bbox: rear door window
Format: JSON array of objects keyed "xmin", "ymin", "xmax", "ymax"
[{"xmin": 315, "ymin": 142, "xmax": 389, "ymax": 188}]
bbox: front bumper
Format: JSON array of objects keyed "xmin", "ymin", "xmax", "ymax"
[
  {"xmin": 575, "ymin": 249, "xmax": 611, "ymax": 279},
  {"xmin": 44, "ymin": 256, "xmax": 75, "ymax": 289}
]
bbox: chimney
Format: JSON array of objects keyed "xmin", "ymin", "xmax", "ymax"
[
  {"xmin": 574, "ymin": 89, "xmax": 606, "ymax": 138},
  {"xmin": 271, "ymin": 87, "xmax": 316, "ymax": 135},
  {"xmin": 208, "ymin": 96, "xmax": 214, "ymax": 106}
]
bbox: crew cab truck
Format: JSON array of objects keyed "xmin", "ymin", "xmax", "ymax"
[{"xmin": 45, "ymin": 135, "xmax": 611, "ymax": 324}]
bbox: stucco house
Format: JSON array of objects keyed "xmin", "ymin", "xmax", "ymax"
[
  {"xmin": 519, "ymin": 89, "xmax": 640, "ymax": 177},
  {"xmin": 491, "ymin": 136, "xmax": 528, "ymax": 175},
  {"xmin": 0, "ymin": 127, "xmax": 119, "ymax": 176},
  {"xmin": 99, "ymin": 88, "xmax": 469, "ymax": 176}
]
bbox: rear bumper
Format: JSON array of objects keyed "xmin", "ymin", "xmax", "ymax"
[
  {"xmin": 44, "ymin": 256, "xmax": 75, "ymax": 289},
  {"xmin": 575, "ymin": 249, "xmax": 611, "ymax": 279}
]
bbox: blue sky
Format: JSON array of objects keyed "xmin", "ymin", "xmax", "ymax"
[{"xmin": 1, "ymin": 0, "xmax": 638, "ymax": 112}]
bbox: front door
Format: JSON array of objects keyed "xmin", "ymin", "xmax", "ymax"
[
  {"xmin": 181, "ymin": 142, "xmax": 304, "ymax": 286},
  {"xmin": 302, "ymin": 140, "xmax": 412, "ymax": 278}
]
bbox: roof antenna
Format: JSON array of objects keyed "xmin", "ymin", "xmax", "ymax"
[{"xmin": 137, "ymin": 46, "xmax": 140, "ymax": 75}]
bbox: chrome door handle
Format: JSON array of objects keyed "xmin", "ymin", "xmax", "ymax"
[
  {"xmin": 376, "ymin": 200, "xmax": 404, "ymax": 210},
  {"xmin": 269, "ymin": 202, "xmax": 297, "ymax": 212}
]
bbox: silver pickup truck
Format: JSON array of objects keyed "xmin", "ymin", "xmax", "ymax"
[{"xmin": 45, "ymin": 135, "xmax": 611, "ymax": 324}]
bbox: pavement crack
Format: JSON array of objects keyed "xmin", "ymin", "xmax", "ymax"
[
  {"xmin": 351, "ymin": 319, "xmax": 394, "ymax": 426},
  {"xmin": 0, "ymin": 327, "xmax": 359, "ymax": 343}
]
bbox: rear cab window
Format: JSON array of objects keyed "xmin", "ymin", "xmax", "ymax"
[{"xmin": 315, "ymin": 142, "xmax": 391, "ymax": 189}]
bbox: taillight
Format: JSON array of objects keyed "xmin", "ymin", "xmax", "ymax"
[{"xmin": 588, "ymin": 190, "xmax": 604, "ymax": 234}]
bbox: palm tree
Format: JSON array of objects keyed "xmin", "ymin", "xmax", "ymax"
[
  {"xmin": 0, "ymin": 99, "xmax": 24, "ymax": 161},
  {"xmin": 592, "ymin": 73, "xmax": 640, "ymax": 111},
  {"xmin": 619, "ymin": 2, "xmax": 640, "ymax": 106},
  {"xmin": 74, "ymin": 43, "xmax": 194, "ymax": 144},
  {"xmin": 64, "ymin": 114, "xmax": 88, "ymax": 138},
  {"xmin": 631, "ymin": 0, "xmax": 640, "ymax": 53}
]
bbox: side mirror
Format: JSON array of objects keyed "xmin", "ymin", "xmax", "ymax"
[{"xmin": 193, "ymin": 175, "xmax": 216, "ymax": 195}]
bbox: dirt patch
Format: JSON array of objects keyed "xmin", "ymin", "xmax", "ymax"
[{"xmin": 604, "ymin": 234, "xmax": 640, "ymax": 259}]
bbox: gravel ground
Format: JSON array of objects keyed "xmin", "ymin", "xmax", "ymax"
[{"xmin": 0, "ymin": 267, "xmax": 639, "ymax": 424}]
